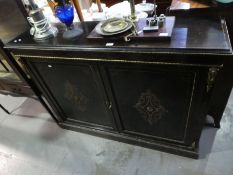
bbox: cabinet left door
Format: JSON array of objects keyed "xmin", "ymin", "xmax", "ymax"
[{"xmin": 24, "ymin": 57, "xmax": 115, "ymax": 130}]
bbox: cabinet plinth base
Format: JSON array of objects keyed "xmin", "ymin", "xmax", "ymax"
[{"xmin": 59, "ymin": 121, "xmax": 199, "ymax": 159}]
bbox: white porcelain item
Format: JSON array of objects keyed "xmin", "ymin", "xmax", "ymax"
[
  {"xmin": 135, "ymin": 2, "xmax": 154, "ymax": 14},
  {"xmin": 107, "ymin": 1, "xmax": 148, "ymax": 19}
]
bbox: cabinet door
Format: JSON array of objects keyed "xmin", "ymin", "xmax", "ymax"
[
  {"xmin": 29, "ymin": 60, "xmax": 114, "ymax": 129},
  {"xmin": 105, "ymin": 64, "xmax": 201, "ymax": 144}
]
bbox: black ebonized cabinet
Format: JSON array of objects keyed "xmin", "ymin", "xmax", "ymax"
[{"xmin": 5, "ymin": 17, "xmax": 232, "ymax": 158}]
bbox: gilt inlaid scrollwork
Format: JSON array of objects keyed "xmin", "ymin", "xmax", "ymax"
[
  {"xmin": 64, "ymin": 81, "xmax": 88, "ymax": 112},
  {"xmin": 135, "ymin": 89, "xmax": 167, "ymax": 125}
]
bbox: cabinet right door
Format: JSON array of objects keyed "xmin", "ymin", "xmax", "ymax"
[{"xmin": 104, "ymin": 63, "xmax": 208, "ymax": 145}]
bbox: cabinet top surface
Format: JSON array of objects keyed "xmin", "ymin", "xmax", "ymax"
[{"xmin": 5, "ymin": 17, "xmax": 232, "ymax": 54}]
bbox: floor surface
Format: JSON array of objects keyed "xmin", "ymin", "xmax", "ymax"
[{"xmin": 0, "ymin": 91, "xmax": 233, "ymax": 175}]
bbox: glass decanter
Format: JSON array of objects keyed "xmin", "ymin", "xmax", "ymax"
[{"xmin": 55, "ymin": 0, "xmax": 83, "ymax": 39}]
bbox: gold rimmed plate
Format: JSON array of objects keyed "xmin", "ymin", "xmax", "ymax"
[
  {"xmin": 103, "ymin": 20, "xmax": 128, "ymax": 33},
  {"xmin": 95, "ymin": 18, "xmax": 132, "ymax": 36}
]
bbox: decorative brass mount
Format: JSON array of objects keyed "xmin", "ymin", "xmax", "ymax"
[{"xmin": 207, "ymin": 67, "xmax": 220, "ymax": 92}]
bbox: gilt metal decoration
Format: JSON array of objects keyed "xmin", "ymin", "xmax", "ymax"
[
  {"xmin": 135, "ymin": 89, "xmax": 167, "ymax": 125},
  {"xmin": 207, "ymin": 67, "xmax": 220, "ymax": 92},
  {"xmin": 64, "ymin": 81, "xmax": 88, "ymax": 112}
]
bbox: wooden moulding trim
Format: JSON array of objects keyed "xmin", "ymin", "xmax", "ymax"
[{"xmin": 14, "ymin": 54, "xmax": 223, "ymax": 68}]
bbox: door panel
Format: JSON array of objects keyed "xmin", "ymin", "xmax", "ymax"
[
  {"xmin": 106, "ymin": 64, "xmax": 196, "ymax": 143},
  {"xmin": 31, "ymin": 61, "xmax": 113, "ymax": 128}
]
